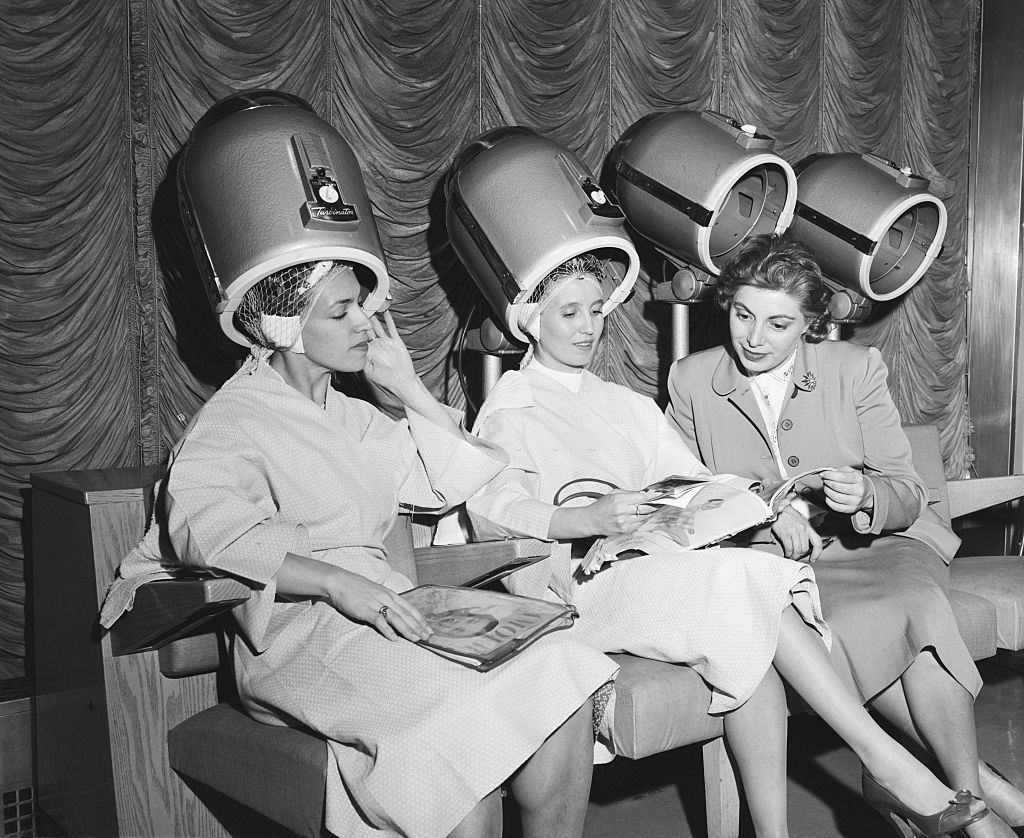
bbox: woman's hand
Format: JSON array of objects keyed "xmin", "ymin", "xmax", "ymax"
[
  {"xmin": 362, "ymin": 311, "xmax": 463, "ymax": 435},
  {"xmin": 363, "ymin": 311, "xmax": 420, "ymax": 398},
  {"xmin": 820, "ymin": 466, "xmax": 873, "ymax": 515},
  {"xmin": 770, "ymin": 503, "xmax": 823, "ymax": 562},
  {"xmin": 635, "ymin": 505, "xmax": 696, "ymax": 548},
  {"xmin": 323, "ymin": 566, "xmax": 433, "ymax": 643},
  {"xmin": 583, "ymin": 490, "xmax": 658, "ymax": 536}
]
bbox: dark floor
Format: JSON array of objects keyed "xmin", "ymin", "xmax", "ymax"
[{"xmin": 583, "ymin": 655, "xmax": 1024, "ymax": 838}]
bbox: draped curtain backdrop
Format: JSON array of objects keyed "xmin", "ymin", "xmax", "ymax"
[{"xmin": 0, "ymin": 0, "xmax": 979, "ymax": 678}]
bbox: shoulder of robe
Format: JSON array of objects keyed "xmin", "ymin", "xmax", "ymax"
[
  {"xmin": 584, "ymin": 370, "xmax": 653, "ymax": 409},
  {"xmin": 175, "ymin": 372, "xmax": 293, "ymax": 448},
  {"xmin": 474, "ymin": 370, "xmax": 535, "ymax": 429}
]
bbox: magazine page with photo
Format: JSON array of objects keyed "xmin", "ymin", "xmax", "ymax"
[
  {"xmin": 400, "ymin": 585, "xmax": 578, "ymax": 671},
  {"xmin": 581, "ymin": 467, "xmax": 833, "ymax": 575}
]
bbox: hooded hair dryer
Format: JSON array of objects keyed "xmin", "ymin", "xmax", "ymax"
[
  {"xmin": 788, "ymin": 152, "xmax": 947, "ymax": 322},
  {"xmin": 609, "ymin": 110, "xmax": 797, "ymax": 301},
  {"xmin": 445, "ymin": 126, "xmax": 640, "ymax": 343},
  {"xmin": 177, "ymin": 89, "xmax": 390, "ymax": 346}
]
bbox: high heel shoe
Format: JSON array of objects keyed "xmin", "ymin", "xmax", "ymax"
[{"xmin": 862, "ymin": 770, "xmax": 989, "ymax": 837}]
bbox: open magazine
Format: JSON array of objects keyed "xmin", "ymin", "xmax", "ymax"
[
  {"xmin": 400, "ymin": 585, "xmax": 578, "ymax": 672},
  {"xmin": 580, "ymin": 467, "xmax": 833, "ymax": 575}
]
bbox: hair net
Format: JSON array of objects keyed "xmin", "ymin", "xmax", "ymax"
[
  {"xmin": 234, "ymin": 260, "xmax": 353, "ymax": 353},
  {"xmin": 517, "ymin": 254, "xmax": 607, "ymax": 340},
  {"xmin": 517, "ymin": 254, "xmax": 608, "ymax": 369}
]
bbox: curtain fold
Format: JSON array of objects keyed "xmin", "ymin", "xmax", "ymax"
[
  {"xmin": 0, "ymin": 0, "xmax": 979, "ymax": 678},
  {"xmin": 0, "ymin": 0, "xmax": 136, "ymax": 674},
  {"xmin": 331, "ymin": 0, "xmax": 479, "ymax": 409},
  {"xmin": 148, "ymin": 0, "xmax": 332, "ymax": 444}
]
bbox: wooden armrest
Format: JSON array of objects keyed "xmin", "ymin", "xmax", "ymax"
[
  {"xmin": 413, "ymin": 538, "xmax": 552, "ymax": 587},
  {"xmin": 110, "ymin": 540, "xmax": 552, "ymax": 656},
  {"xmin": 109, "ymin": 576, "xmax": 250, "ymax": 656},
  {"xmin": 948, "ymin": 474, "xmax": 1024, "ymax": 521}
]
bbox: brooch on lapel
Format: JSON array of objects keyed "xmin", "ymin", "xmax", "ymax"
[{"xmin": 800, "ymin": 372, "xmax": 817, "ymax": 391}]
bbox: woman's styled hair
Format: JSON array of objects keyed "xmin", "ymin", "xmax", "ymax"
[{"xmin": 716, "ymin": 233, "xmax": 833, "ymax": 342}]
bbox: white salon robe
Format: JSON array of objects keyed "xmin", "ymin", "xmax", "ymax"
[
  {"xmin": 111, "ymin": 360, "xmax": 618, "ymax": 838},
  {"xmin": 468, "ymin": 367, "xmax": 828, "ymax": 715}
]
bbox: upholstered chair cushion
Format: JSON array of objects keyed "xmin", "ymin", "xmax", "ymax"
[
  {"xmin": 947, "ymin": 588, "xmax": 1000, "ymax": 660},
  {"xmin": 950, "ymin": 556, "xmax": 1024, "ymax": 651},
  {"xmin": 606, "ymin": 654, "xmax": 723, "ymax": 759},
  {"xmin": 168, "ymin": 703, "xmax": 326, "ymax": 838}
]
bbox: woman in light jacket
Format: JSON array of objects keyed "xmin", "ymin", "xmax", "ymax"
[{"xmin": 667, "ymin": 232, "xmax": 1024, "ymax": 838}]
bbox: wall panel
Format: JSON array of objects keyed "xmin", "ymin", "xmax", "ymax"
[{"xmin": 968, "ymin": 0, "xmax": 1024, "ymax": 482}]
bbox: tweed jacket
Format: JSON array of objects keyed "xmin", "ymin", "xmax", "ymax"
[{"xmin": 666, "ymin": 339, "xmax": 960, "ymax": 563}]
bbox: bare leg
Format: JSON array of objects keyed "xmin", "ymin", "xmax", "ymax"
[
  {"xmin": 772, "ymin": 607, "xmax": 974, "ymax": 816},
  {"xmin": 446, "ymin": 790, "xmax": 502, "ymax": 838},
  {"xmin": 867, "ymin": 675, "xmax": 931, "ymax": 760},
  {"xmin": 871, "ymin": 654, "xmax": 980, "ymax": 790},
  {"xmin": 723, "ymin": 666, "xmax": 790, "ymax": 838},
  {"xmin": 874, "ymin": 675, "xmax": 1024, "ymax": 830},
  {"xmin": 871, "ymin": 653, "xmax": 1018, "ymax": 837},
  {"xmin": 509, "ymin": 698, "xmax": 595, "ymax": 838}
]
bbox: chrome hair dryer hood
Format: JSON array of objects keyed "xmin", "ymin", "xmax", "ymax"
[
  {"xmin": 177, "ymin": 89, "xmax": 390, "ymax": 346},
  {"xmin": 789, "ymin": 152, "xmax": 947, "ymax": 305},
  {"xmin": 445, "ymin": 126, "xmax": 640, "ymax": 343},
  {"xmin": 610, "ymin": 110, "xmax": 797, "ymax": 278}
]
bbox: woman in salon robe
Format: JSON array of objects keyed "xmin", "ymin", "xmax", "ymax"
[{"xmin": 103, "ymin": 261, "xmax": 617, "ymax": 838}]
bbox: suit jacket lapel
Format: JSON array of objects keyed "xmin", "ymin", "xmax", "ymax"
[{"xmin": 711, "ymin": 349, "xmax": 772, "ymax": 451}]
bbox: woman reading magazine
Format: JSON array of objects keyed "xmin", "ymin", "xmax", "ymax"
[
  {"xmin": 466, "ymin": 254, "xmax": 987, "ymax": 838},
  {"xmin": 666, "ymin": 232, "xmax": 1024, "ymax": 838}
]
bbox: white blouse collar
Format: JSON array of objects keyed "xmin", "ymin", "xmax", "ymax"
[{"xmin": 526, "ymin": 358, "xmax": 584, "ymax": 394}]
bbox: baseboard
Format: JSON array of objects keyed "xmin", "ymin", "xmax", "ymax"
[{"xmin": 0, "ymin": 679, "xmax": 35, "ymax": 837}]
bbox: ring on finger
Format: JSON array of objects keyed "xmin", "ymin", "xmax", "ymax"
[{"xmin": 378, "ymin": 604, "xmax": 389, "ymax": 620}]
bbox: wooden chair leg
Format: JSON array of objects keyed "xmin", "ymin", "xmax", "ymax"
[{"xmin": 702, "ymin": 736, "xmax": 740, "ymax": 838}]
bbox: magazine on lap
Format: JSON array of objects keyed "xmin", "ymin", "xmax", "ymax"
[
  {"xmin": 580, "ymin": 468, "xmax": 833, "ymax": 575},
  {"xmin": 401, "ymin": 585, "xmax": 578, "ymax": 671}
]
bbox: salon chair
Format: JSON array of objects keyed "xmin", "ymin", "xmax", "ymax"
[
  {"xmin": 30, "ymin": 425, "xmax": 1024, "ymax": 838},
  {"xmin": 30, "ymin": 467, "xmax": 553, "ymax": 838},
  {"xmin": 904, "ymin": 423, "xmax": 1024, "ymax": 656},
  {"xmin": 563, "ymin": 424, "xmax": 1024, "ymax": 838}
]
